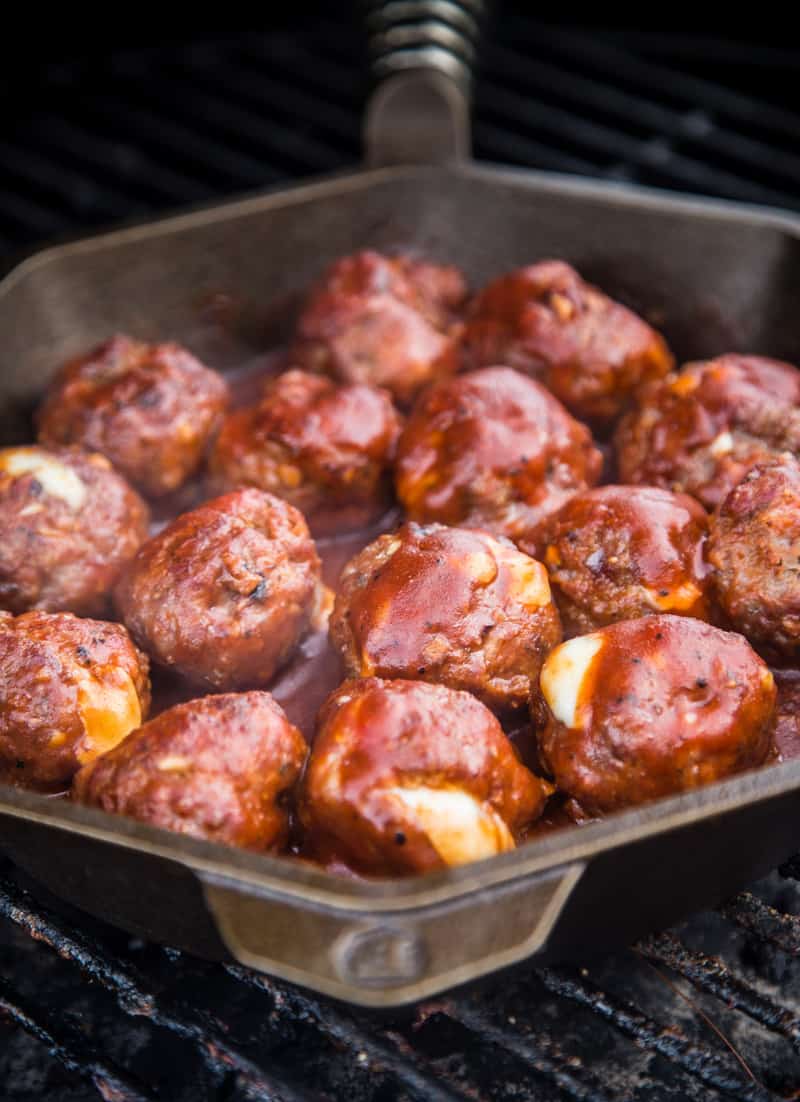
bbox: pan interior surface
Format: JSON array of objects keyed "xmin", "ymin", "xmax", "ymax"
[
  {"xmin": 2, "ymin": 159, "xmax": 800, "ymax": 1001},
  {"xmin": 0, "ymin": 163, "xmax": 798, "ymax": 430}
]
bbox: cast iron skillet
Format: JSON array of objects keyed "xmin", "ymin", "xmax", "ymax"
[{"xmin": 0, "ymin": 4, "xmax": 799, "ymax": 1006}]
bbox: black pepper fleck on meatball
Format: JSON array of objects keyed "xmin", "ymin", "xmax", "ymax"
[{"xmin": 114, "ymin": 488, "xmax": 331, "ymax": 690}]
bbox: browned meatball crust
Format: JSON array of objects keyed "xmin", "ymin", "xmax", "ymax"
[
  {"xmin": 0, "ymin": 445, "xmax": 149, "ymax": 617},
  {"xmin": 37, "ymin": 335, "xmax": 230, "ymax": 497},
  {"xmin": 73, "ymin": 691, "xmax": 307, "ymax": 851},
  {"xmin": 0, "ymin": 610, "xmax": 150, "ymax": 791},
  {"xmin": 115, "ymin": 489, "xmax": 330, "ymax": 690},
  {"xmin": 536, "ymin": 615, "xmax": 776, "ymax": 816},
  {"xmin": 530, "ymin": 485, "xmax": 712, "ymax": 636},
  {"xmin": 615, "ymin": 355, "xmax": 800, "ymax": 510},
  {"xmin": 209, "ymin": 369, "xmax": 402, "ymax": 535},
  {"xmin": 707, "ymin": 456, "xmax": 800, "ymax": 656},
  {"xmin": 300, "ymin": 678, "xmax": 550, "ymax": 875},
  {"xmin": 290, "ymin": 250, "xmax": 467, "ymax": 405},
  {"xmin": 395, "ymin": 366, "xmax": 603, "ymax": 544},
  {"xmin": 460, "ymin": 261, "xmax": 673, "ymax": 425},
  {"xmin": 330, "ymin": 522, "xmax": 562, "ymax": 712}
]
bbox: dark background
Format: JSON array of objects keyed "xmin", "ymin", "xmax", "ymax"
[{"xmin": 0, "ymin": 7, "xmax": 798, "ymax": 258}]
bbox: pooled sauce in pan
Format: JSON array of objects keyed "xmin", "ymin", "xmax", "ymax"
[{"xmin": 143, "ymin": 350, "xmax": 403, "ymax": 742}]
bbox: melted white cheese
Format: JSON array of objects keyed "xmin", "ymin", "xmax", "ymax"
[
  {"xmin": 391, "ymin": 786, "xmax": 514, "ymax": 866},
  {"xmin": 1, "ymin": 448, "xmax": 87, "ymax": 510},
  {"xmin": 540, "ymin": 633, "xmax": 604, "ymax": 729},
  {"xmin": 709, "ymin": 431, "xmax": 734, "ymax": 458}
]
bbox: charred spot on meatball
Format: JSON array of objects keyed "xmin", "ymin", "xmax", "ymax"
[
  {"xmin": 529, "ymin": 485, "xmax": 712, "ymax": 636},
  {"xmin": 330, "ymin": 522, "xmax": 562, "ymax": 712},
  {"xmin": 395, "ymin": 366, "xmax": 602, "ymax": 544},
  {"xmin": 114, "ymin": 488, "xmax": 331, "ymax": 691},
  {"xmin": 460, "ymin": 261, "xmax": 673, "ymax": 426},
  {"xmin": 536, "ymin": 615, "xmax": 776, "ymax": 816},
  {"xmin": 73, "ymin": 691, "xmax": 307, "ymax": 851},
  {"xmin": 708, "ymin": 456, "xmax": 800, "ymax": 657},
  {"xmin": 289, "ymin": 251, "xmax": 468, "ymax": 405},
  {"xmin": 615, "ymin": 355, "xmax": 800, "ymax": 510},
  {"xmin": 0, "ymin": 610, "xmax": 150, "ymax": 791},
  {"xmin": 209, "ymin": 369, "xmax": 402, "ymax": 535},
  {"xmin": 299, "ymin": 678, "xmax": 551, "ymax": 875},
  {"xmin": 0, "ymin": 445, "xmax": 149, "ymax": 617},
  {"xmin": 37, "ymin": 334, "xmax": 230, "ymax": 497}
]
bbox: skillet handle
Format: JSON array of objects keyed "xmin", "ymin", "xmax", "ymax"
[{"xmin": 364, "ymin": 1, "xmax": 487, "ymax": 167}]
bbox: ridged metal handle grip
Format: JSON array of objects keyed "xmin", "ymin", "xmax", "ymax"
[
  {"xmin": 364, "ymin": 1, "xmax": 487, "ymax": 166},
  {"xmin": 367, "ymin": 0, "xmax": 485, "ymax": 88}
]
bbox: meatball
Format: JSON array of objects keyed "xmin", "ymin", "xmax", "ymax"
[
  {"xmin": 395, "ymin": 366, "xmax": 603, "ymax": 544},
  {"xmin": 0, "ymin": 610, "xmax": 150, "ymax": 791},
  {"xmin": 37, "ymin": 334, "xmax": 230, "ymax": 497},
  {"xmin": 773, "ymin": 669, "xmax": 800, "ymax": 762},
  {"xmin": 330, "ymin": 522, "xmax": 562, "ymax": 711},
  {"xmin": 0, "ymin": 445, "xmax": 149, "ymax": 617},
  {"xmin": 300, "ymin": 678, "xmax": 550, "ymax": 875},
  {"xmin": 460, "ymin": 261, "xmax": 673, "ymax": 425},
  {"xmin": 115, "ymin": 489, "xmax": 330, "ymax": 690},
  {"xmin": 290, "ymin": 250, "xmax": 467, "ymax": 405},
  {"xmin": 615, "ymin": 355, "xmax": 800, "ymax": 510},
  {"xmin": 707, "ymin": 456, "xmax": 800, "ymax": 657},
  {"xmin": 209, "ymin": 369, "xmax": 402, "ymax": 535},
  {"xmin": 530, "ymin": 485, "xmax": 712, "ymax": 637},
  {"xmin": 73, "ymin": 692, "xmax": 307, "ymax": 851},
  {"xmin": 535, "ymin": 615, "xmax": 775, "ymax": 816}
]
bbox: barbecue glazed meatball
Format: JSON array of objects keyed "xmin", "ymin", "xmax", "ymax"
[
  {"xmin": 530, "ymin": 485, "xmax": 712, "ymax": 636},
  {"xmin": 615, "ymin": 355, "xmax": 800, "ymax": 510},
  {"xmin": 37, "ymin": 335, "xmax": 229, "ymax": 497},
  {"xmin": 209, "ymin": 369, "xmax": 402, "ymax": 535},
  {"xmin": 300, "ymin": 678, "xmax": 551, "ymax": 875},
  {"xmin": 460, "ymin": 261, "xmax": 673, "ymax": 425},
  {"xmin": 115, "ymin": 489, "xmax": 330, "ymax": 690},
  {"xmin": 330, "ymin": 522, "xmax": 562, "ymax": 711},
  {"xmin": 535, "ymin": 615, "xmax": 775, "ymax": 816},
  {"xmin": 707, "ymin": 456, "xmax": 800, "ymax": 656},
  {"xmin": 290, "ymin": 250, "xmax": 467, "ymax": 405},
  {"xmin": 0, "ymin": 610, "xmax": 150, "ymax": 791},
  {"xmin": 395, "ymin": 366, "xmax": 603, "ymax": 544},
  {"xmin": 73, "ymin": 692, "xmax": 307, "ymax": 851},
  {"xmin": 0, "ymin": 445, "xmax": 149, "ymax": 617}
]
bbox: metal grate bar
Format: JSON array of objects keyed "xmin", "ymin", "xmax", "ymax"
[
  {"xmin": 438, "ymin": 999, "xmax": 618, "ymax": 1102},
  {"xmin": 719, "ymin": 893, "xmax": 800, "ymax": 956},
  {"xmin": 0, "ymin": 875, "xmax": 311, "ymax": 1102},
  {"xmin": 66, "ymin": 93, "xmax": 283, "ymax": 192},
  {"xmin": 472, "ymin": 120, "xmax": 602, "ymax": 175},
  {"xmin": 475, "ymin": 79, "xmax": 800, "ymax": 209},
  {"xmin": 105, "ymin": 55, "xmax": 350, "ymax": 176},
  {"xmin": 524, "ymin": 23, "xmax": 800, "ymax": 143},
  {"xmin": 537, "ymin": 965, "xmax": 777, "ymax": 1101},
  {"xmin": 228, "ymin": 964, "xmax": 478, "ymax": 1102},
  {"xmin": 483, "ymin": 40, "xmax": 800, "ymax": 193},
  {"xmin": 637, "ymin": 931, "xmax": 800, "ymax": 1050},
  {"xmin": 25, "ymin": 115, "xmax": 215, "ymax": 208},
  {"xmin": 0, "ymin": 140, "xmax": 147, "ymax": 223},
  {"xmin": 0, "ymin": 975, "xmax": 156, "ymax": 1102},
  {"xmin": 171, "ymin": 46, "xmax": 362, "ymax": 149}
]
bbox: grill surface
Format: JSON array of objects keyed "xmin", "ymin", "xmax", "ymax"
[{"xmin": 2, "ymin": 12, "xmax": 800, "ymax": 1100}]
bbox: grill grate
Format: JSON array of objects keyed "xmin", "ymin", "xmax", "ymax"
[
  {"xmin": 3, "ymin": 14, "xmax": 800, "ymax": 1101},
  {"xmin": 1, "ymin": 19, "xmax": 800, "ymax": 255},
  {"xmin": 2, "ymin": 859, "xmax": 800, "ymax": 1101}
]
